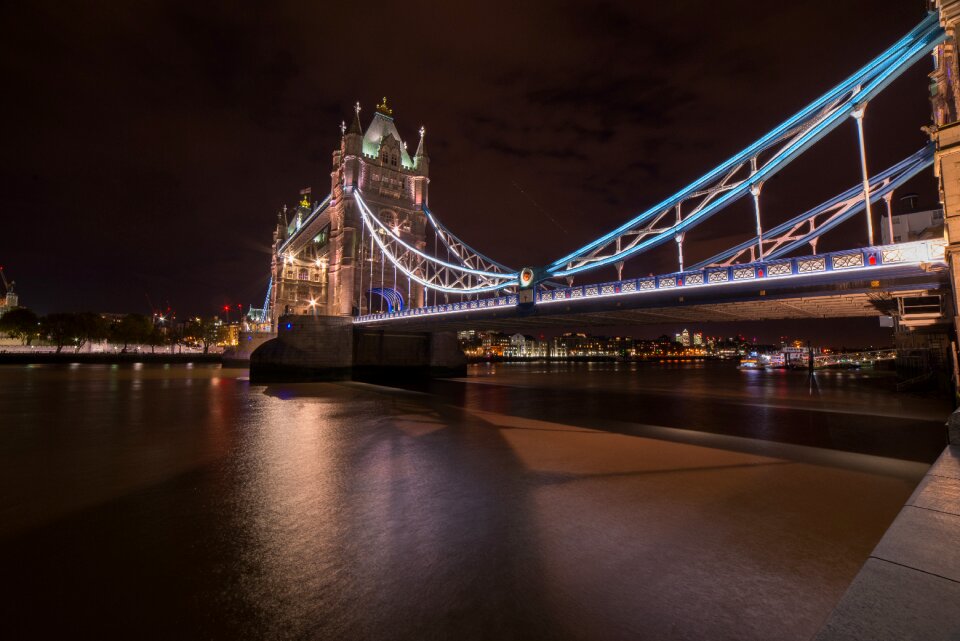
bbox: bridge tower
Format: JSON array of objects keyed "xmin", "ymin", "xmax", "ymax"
[
  {"xmin": 269, "ymin": 98, "xmax": 430, "ymax": 329},
  {"xmin": 929, "ymin": 1, "xmax": 960, "ymax": 388}
]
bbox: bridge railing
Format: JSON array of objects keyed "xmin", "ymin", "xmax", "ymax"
[
  {"xmin": 537, "ymin": 239, "xmax": 945, "ymax": 306},
  {"xmin": 355, "ymin": 294, "xmax": 520, "ymax": 324}
]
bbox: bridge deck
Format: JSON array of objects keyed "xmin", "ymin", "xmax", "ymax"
[{"xmin": 353, "ymin": 241, "xmax": 948, "ymax": 331}]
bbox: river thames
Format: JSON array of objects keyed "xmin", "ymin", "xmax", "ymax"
[{"xmin": 0, "ymin": 361, "xmax": 950, "ymax": 640}]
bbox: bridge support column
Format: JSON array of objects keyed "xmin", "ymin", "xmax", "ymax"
[
  {"xmin": 750, "ymin": 183, "xmax": 764, "ymax": 260},
  {"xmin": 882, "ymin": 191, "xmax": 895, "ymax": 244},
  {"xmin": 250, "ymin": 314, "xmax": 466, "ymax": 383},
  {"xmin": 852, "ymin": 104, "xmax": 875, "ymax": 246}
]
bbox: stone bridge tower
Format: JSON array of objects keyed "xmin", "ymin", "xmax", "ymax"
[
  {"xmin": 929, "ymin": 1, "xmax": 960, "ymax": 387},
  {"xmin": 268, "ymin": 98, "xmax": 430, "ymax": 329}
]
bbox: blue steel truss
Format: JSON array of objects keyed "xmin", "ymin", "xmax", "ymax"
[
  {"xmin": 368, "ymin": 287, "xmax": 405, "ymax": 313},
  {"xmin": 688, "ymin": 145, "xmax": 935, "ymax": 269},
  {"xmin": 545, "ymin": 14, "xmax": 946, "ymax": 278},
  {"xmin": 267, "ymin": 15, "xmax": 948, "ymax": 320}
]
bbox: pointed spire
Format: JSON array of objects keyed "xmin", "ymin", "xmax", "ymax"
[
  {"xmin": 347, "ymin": 101, "xmax": 362, "ymax": 135},
  {"xmin": 415, "ymin": 126, "xmax": 427, "ymax": 158}
]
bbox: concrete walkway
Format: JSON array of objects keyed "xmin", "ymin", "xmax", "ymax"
[{"xmin": 815, "ymin": 441, "xmax": 960, "ymax": 640}]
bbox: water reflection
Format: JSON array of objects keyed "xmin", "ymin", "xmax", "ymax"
[{"xmin": 0, "ymin": 363, "xmax": 949, "ymax": 641}]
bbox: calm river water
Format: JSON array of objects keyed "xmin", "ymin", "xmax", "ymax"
[{"xmin": 0, "ymin": 361, "xmax": 951, "ymax": 640}]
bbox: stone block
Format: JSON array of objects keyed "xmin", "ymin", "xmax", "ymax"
[
  {"xmin": 929, "ymin": 444, "xmax": 960, "ymax": 480},
  {"xmin": 949, "ymin": 410, "xmax": 960, "ymax": 445},
  {"xmin": 814, "ymin": 558, "xmax": 960, "ymax": 641},
  {"xmin": 907, "ymin": 474, "xmax": 960, "ymax": 516},
  {"xmin": 872, "ymin": 506, "xmax": 960, "ymax": 583},
  {"xmin": 250, "ymin": 315, "xmax": 353, "ymax": 382}
]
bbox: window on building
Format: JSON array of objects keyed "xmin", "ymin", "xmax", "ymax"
[
  {"xmin": 298, "ymin": 268, "xmax": 309, "ymax": 280},
  {"xmin": 313, "ymin": 224, "xmax": 330, "ymax": 248}
]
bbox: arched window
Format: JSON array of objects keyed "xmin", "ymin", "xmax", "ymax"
[{"xmin": 380, "ymin": 209, "xmax": 398, "ymax": 228}]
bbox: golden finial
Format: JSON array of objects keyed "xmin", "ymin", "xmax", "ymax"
[{"xmin": 376, "ymin": 96, "xmax": 393, "ymax": 116}]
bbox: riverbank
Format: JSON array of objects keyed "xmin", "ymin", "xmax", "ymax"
[
  {"xmin": 466, "ymin": 355, "xmax": 720, "ymax": 364},
  {"xmin": 0, "ymin": 352, "xmax": 222, "ymax": 365}
]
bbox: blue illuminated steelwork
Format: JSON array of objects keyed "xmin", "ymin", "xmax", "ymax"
[
  {"xmin": 355, "ymin": 191, "xmax": 519, "ymax": 294},
  {"xmin": 546, "ymin": 14, "xmax": 945, "ymax": 278},
  {"xmin": 689, "ymin": 145, "xmax": 934, "ymax": 269},
  {"xmin": 354, "ymin": 239, "xmax": 946, "ymax": 324},
  {"xmin": 423, "ymin": 207, "xmax": 515, "ymax": 275},
  {"xmin": 278, "ymin": 193, "xmax": 333, "ymax": 254},
  {"xmin": 261, "ymin": 276, "xmax": 273, "ymax": 320},
  {"xmin": 368, "ymin": 287, "xmax": 405, "ymax": 313}
]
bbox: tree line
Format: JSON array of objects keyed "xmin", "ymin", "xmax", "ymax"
[{"xmin": 0, "ymin": 308, "xmax": 220, "ymax": 353}]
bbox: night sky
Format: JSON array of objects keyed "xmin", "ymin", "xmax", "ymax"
[{"xmin": 0, "ymin": 0, "xmax": 939, "ymax": 344}]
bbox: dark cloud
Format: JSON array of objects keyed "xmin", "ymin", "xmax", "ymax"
[{"xmin": 0, "ymin": 0, "xmax": 938, "ymax": 342}]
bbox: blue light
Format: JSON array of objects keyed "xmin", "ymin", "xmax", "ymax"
[
  {"xmin": 545, "ymin": 14, "xmax": 945, "ymax": 277},
  {"xmin": 285, "ymin": 322, "xmax": 292, "ymax": 330}
]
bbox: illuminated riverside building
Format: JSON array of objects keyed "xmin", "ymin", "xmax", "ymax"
[
  {"xmin": 506, "ymin": 333, "xmax": 549, "ymax": 358},
  {"xmin": 268, "ymin": 98, "xmax": 430, "ymax": 328},
  {"xmin": 550, "ymin": 333, "xmax": 632, "ymax": 358}
]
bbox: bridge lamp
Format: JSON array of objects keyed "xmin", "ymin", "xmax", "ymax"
[
  {"xmin": 518, "ymin": 267, "xmax": 537, "ymax": 305},
  {"xmin": 308, "ymin": 298, "xmax": 317, "ymax": 307},
  {"xmin": 519, "ymin": 267, "xmax": 535, "ymax": 288}
]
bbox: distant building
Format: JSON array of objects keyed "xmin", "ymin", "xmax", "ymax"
[
  {"xmin": 680, "ymin": 329, "xmax": 691, "ymax": 347},
  {"xmin": 880, "ymin": 206, "xmax": 944, "ymax": 245},
  {"xmin": 693, "ymin": 331, "xmax": 703, "ymax": 346},
  {"xmin": 506, "ymin": 333, "xmax": 548, "ymax": 358},
  {"xmin": 482, "ymin": 331, "xmax": 511, "ymax": 357}
]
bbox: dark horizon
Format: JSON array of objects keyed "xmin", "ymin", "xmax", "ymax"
[{"xmin": 0, "ymin": 0, "xmax": 938, "ymax": 344}]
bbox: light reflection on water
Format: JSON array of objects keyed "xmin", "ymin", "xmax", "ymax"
[{"xmin": 0, "ymin": 362, "xmax": 950, "ymax": 641}]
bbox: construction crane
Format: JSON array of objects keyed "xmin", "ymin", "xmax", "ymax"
[
  {"xmin": 0, "ymin": 265, "xmax": 14, "ymax": 295},
  {"xmin": 0, "ymin": 265, "xmax": 17, "ymax": 310}
]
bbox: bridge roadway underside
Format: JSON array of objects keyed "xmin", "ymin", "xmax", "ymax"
[{"xmin": 357, "ymin": 265, "xmax": 949, "ymax": 332}]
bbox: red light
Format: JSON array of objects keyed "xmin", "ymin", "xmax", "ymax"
[
  {"xmin": 868, "ymin": 255, "xmax": 876, "ymax": 265},
  {"xmin": 758, "ymin": 268, "xmax": 764, "ymax": 277}
]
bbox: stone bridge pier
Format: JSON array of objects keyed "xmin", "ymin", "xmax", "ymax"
[{"xmin": 249, "ymin": 315, "xmax": 466, "ymax": 383}]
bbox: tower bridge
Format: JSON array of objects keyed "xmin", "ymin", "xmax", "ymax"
[{"xmin": 250, "ymin": 8, "xmax": 960, "ymax": 382}]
